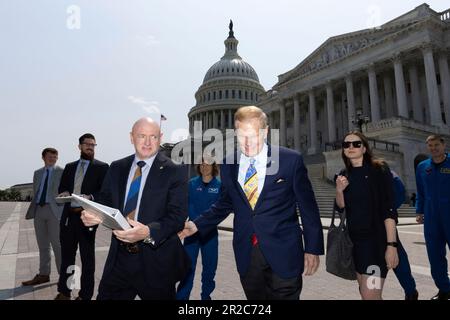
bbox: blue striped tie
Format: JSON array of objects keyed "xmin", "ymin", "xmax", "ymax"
[{"xmin": 123, "ymin": 161, "xmax": 146, "ymax": 220}]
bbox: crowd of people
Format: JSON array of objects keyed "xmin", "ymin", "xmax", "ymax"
[{"xmin": 21, "ymin": 106, "xmax": 449, "ymax": 300}]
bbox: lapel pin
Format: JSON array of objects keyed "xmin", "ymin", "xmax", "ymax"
[{"xmin": 160, "ymin": 166, "xmax": 164, "ymax": 170}]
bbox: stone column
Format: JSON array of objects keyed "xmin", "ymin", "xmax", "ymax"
[
  {"xmin": 220, "ymin": 109, "xmax": 225, "ymax": 130},
  {"xmin": 408, "ymin": 64, "xmax": 424, "ymax": 123},
  {"xmin": 422, "ymin": 44, "xmax": 443, "ymax": 126},
  {"xmin": 383, "ymin": 74, "xmax": 394, "ymax": 118},
  {"xmin": 438, "ymin": 51, "xmax": 450, "ymax": 124},
  {"xmin": 361, "ymin": 80, "xmax": 370, "ymax": 117},
  {"xmin": 228, "ymin": 109, "xmax": 232, "ymax": 129},
  {"xmin": 393, "ymin": 54, "xmax": 409, "ymax": 118},
  {"xmin": 368, "ymin": 64, "xmax": 381, "ymax": 122},
  {"xmin": 308, "ymin": 90, "xmax": 318, "ymax": 155},
  {"xmin": 279, "ymin": 101, "xmax": 286, "ymax": 147},
  {"xmin": 326, "ymin": 82, "xmax": 336, "ymax": 142},
  {"xmin": 213, "ymin": 110, "xmax": 218, "ymax": 128},
  {"xmin": 293, "ymin": 95, "xmax": 301, "ymax": 152},
  {"xmin": 269, "ymin": 112, "xmax": 274, "ymax": 129},
  {"xmin": 346, "ymin": 74, "xmax": 356, "ymax": 130},
  {"xmin": 341, "ymin": 92, "xmax": 348, "ymax": 134}
]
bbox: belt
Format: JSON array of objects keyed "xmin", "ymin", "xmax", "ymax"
[
  {"xmin": 251, "ymin": 234, "xmax": 258, "ymax": 246},
  {"xmin": 70, "ymin": 207, "xmax": 83, "ymax": 213},
  {"xmin": 119, "ymin": 241, "xmax": 139, "ymax": 254}
]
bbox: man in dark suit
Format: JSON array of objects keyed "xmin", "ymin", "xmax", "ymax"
[
  {"xmin": 81, "ymin": 117, "xmax": 190, "ymax": 300},
  {"xmin": 54, "ymin": 133, "xmax": 109, "ymax": 300},
  {"xmin": 181, "ymin": 106, "xmax": 324, "ymax": 300}
]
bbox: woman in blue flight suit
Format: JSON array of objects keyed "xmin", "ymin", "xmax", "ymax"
[
  {"xmin": 416, "ymin": 135, "xmax": 450, "ymax": 300},
  {"xmin": 176, "ymin": 159, "xmax": 221, "ymax": 300}
]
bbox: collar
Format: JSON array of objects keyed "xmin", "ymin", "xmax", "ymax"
[
  {"xmin": 240, "ymin": 143, "xmax": 268, "ymax": 166},
  {"xmin": 134, "ymin": 152, "xmax": 158, "ymax": 167}
]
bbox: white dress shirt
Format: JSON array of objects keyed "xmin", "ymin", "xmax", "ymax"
[
  {"xmin": 237, "ymin": 143, "xmax": 268, "ymax": 195},
  {"xmin": 123, "ymin": 153, "xmax": 157, "ymax": 221}
]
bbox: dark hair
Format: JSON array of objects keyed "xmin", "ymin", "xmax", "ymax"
[
  {"xmin": 42, "ymin": 147, "xmax": 58, "ymax": 157},
  {"xmin": 426, "ymin": 134, "xmax": 445, "ymax": 144},
  {"xmin": 341, "ymin": 131, "xmax": 385, "ymax": 172},
  {"xmin": 79, "ymin": 133, "xmax": 96, "ymax": 144},
  {"xmin": 196, "ymin": 160, "xmax": 219, "ymax": 177}
]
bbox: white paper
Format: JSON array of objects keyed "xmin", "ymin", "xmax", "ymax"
[{"xmin": 71, "ymin": 194, "xmax": 131, "ymax": 230}]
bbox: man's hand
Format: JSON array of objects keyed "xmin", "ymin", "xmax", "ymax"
[
  {"xmin": 178, "ymin": 221, "xmax": 198, "ymax": 240},
  {"xmin": 80, "ymin": 194, "xmax": 93, "ymax": 200},
  {"xmin": 81, "ymin": 210, "xmax": 103, "ymax": 226},
  {"xmin": 303, "ymin": 253, "xmax": 320, "ymax": 276},
  {"xmin": 113, "ymin": 218, "xmax": 150, "ymax": 243},
  {"xmin": 416, "ymin": 214, "xmax": 424, "ymax": 224}
]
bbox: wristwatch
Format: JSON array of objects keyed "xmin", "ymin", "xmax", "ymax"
[
  {"xmin": 143, "ymin": 227, "xmax": 155, "ymax": 245},
  {"xmin": 386, "ymin": 242, "xmax": 398, "ymax": 247}
]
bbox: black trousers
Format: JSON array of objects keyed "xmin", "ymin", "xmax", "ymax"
[
  {"xmin": 97, "ymin": 246, "xmax": 176, "ymax": 300},
  {"xmin": 57, "ymin": 211, "xmax": 96, "ymax": 300},
  {"xmin": 240, "ymin": 244, "xmax": 302, "ymax": 300}
]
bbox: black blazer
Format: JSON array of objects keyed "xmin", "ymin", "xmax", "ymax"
[
  {"xmin": 98, "ymin": 153, "xmax": 190, "ymax": 288},
  {"xmin": 59, "ymin": 159, "xmax": 109, "ymax": 217}
]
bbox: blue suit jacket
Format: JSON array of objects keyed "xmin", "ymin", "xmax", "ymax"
[
  {"xmin": 195, "ymin": 145, "xmax": 324, "ymax": 278},
  {"xmin": 98, "ymin": 153, "xmax": 190, "ymax": 288}
]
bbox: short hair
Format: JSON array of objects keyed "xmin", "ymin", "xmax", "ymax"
[
  {"xmin": 234, "ymin": 106, "xmax": 268, "ymax": 128},
  {"xmin": 195, "ymin": 158, "xmax": 219, "ymax": 177},
  {"xmin": 79, "ymin": 133, "xmax": 96, "ymax": 144},
  {"xmin": 41, "ymin": 147, "xmax": 58, "ymax": 157},
  {"xmin": 426, "ymin": 134, "xmax": 445, "ymax": 144}
]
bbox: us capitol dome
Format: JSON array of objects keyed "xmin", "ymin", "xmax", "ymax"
[{"xmin": 188, "ymin": 20, "xmax": 265, "ymax": 132}]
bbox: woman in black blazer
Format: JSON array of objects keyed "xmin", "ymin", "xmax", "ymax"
[{"xmin": 335, "ymin": 131, "xmax": 398, "ymax": 300}]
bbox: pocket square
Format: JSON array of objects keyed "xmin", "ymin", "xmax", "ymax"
[{"xmin": 276, "ymin": 178, "xmax": 285, "ymax": 183}]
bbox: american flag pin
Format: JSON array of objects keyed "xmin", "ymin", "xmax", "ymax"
[{"xmin": 160, "ymin": 166, "xmax": 164, "ymax": 169}]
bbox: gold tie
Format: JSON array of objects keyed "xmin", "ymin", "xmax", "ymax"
[{"xmin": 244, "ymin": 158, "xmax": 258, "ymax": 209}]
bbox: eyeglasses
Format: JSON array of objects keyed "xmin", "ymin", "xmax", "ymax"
[
  {"xmin": 342, "ymin": 141, "xmax": 362, "ymax": 149},
  {"xmin": 82, "ymin": 143, "xmax": 97, "ymax": 148}
]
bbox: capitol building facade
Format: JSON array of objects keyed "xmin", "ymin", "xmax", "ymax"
[
  {"xmin": 177, "ymin": 3, "xmax": 449, "ymax": 194},
  {"xmin": 257, "ymin": 3, "xmax": 450, "ymax": 193},
  {"xmin": 187, "ymin": 22, "xmax": 265, "ymax": 132}
]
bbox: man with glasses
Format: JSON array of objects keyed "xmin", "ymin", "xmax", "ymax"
[{"xmin": 54, "ymin": 133, "xmax": 109, "ymax": 300}]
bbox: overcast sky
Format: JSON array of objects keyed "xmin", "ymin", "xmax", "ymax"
[{"xmin": 0, "ymin": 0, "xmax": 447, "ymax": 188}]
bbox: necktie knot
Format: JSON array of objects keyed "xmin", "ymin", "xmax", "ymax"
[
  {"xmin": 249, "ymin": 158, "xmax": 256, "ymax": 166},
  {"xmin": 137, "ymin": 161, "xmax": 146, "ymax": 168}
]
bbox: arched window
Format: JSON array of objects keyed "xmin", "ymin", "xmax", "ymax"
[
  {"xmin": 208, "ymin": 92, "xmax": 211, "ymax": 101},
  {"xmin": 245, "ymin": 91, "xmax": 248, "ymax": 100},
  {"xmin": 225, "ymin": 90, "xmax": 229, "ymax": 99},
  {"xmin": 219, "ymin": 91, "xmax": 222, "ymax": 99},
  {"xmin": 238, "ymin": 90, "xmax": 242, "ymax": 99},
  {"xmin": 232, "ymin": 90, "xmax": 235, "ymax": 99},
  {"xmin": 251, "ymin": 92, "xmax": 254, "ymax": 100},
  {"xmin": 213, "ymin": 91, "xmax": 216, "ymax": 100}
]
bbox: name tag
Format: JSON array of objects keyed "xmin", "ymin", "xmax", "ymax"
[{"xmin": 440, "ymin": 168, "xmax": 450, "ymax": 174}]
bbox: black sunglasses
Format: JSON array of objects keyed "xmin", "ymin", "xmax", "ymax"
[{"xmin": 342, "ymin": 140, "xmax": 363, "ymax": 149}]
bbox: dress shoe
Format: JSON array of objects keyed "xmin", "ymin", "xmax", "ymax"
[
  {"xmin": 431, "ymin": 291, "xmax": 450, "ymax": 300},
  {"xmin": 21, "ymin": 274, "xmax": 50, "ymax": 286},
  {"xmin": 405, "ymin": 289, "xmax": 419, "ymax": 300},
  {"xmin": 54, "ymin": 293, "xmax": 71, "ymax": 300}
]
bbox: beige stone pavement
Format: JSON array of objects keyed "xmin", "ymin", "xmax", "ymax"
[{"xmin": 0, "ymin": 201, "xmax": 447, "ymax": 300}]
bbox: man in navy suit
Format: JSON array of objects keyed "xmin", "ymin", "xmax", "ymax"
[
  {"xmin": 81, "ymin": 117, "xmax": 190, "ymax": 300},
  {"xmin": 181, "ymin": 106, "xmax": 324, "ymax": 300}
]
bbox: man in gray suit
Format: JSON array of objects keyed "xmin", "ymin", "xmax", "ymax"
[{"xmin": 22, "ymin": 148, "xmax": 64, "ymax": 286}]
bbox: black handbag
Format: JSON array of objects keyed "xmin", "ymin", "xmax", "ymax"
[{"xmin": 326, "ymin": 207, "xmax": 357, "ymax": 280}]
